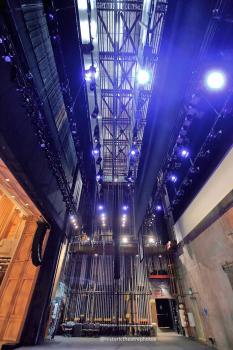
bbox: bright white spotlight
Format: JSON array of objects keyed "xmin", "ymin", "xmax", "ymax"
[
  {"xmin": 205, "ymin": 70, "xmax": 226, "ymax": 90},
  {"xmin": 130, "ymin": 149, "xmax": 136, "ymax": 156},
  {"xmin": 121, "ymin": 236, "xmax": 128, "ymax": 244},
  {"xmin": 85, "ymin": 71, "xmax": 92, "ymax": 81},
  {"xmin": 180, "ymin": 147, "xmax": 190, "ymax": 159},
  {"xmin": 137, "ymin": 68, "xmax": 150, "ymax": 85},
  {"xmin": 148, "ymin": 236, "xmax": 155, "ymax": 244}
]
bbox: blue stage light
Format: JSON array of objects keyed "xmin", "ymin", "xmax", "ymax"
[
  {"xmin": 169, "ymin": 174, "xmax": 177, "ymax": 183},
  {"xmin": 130, "ymin": 149, "xmax": 136, "ymax": 156},
  {"xmin": 205, "ymin": 70, "xmax": 226, "ymax": 90},
  {"xmin": 180, "ymin": 147, "xmax": 189, "ymax": 158},
  {"xmin": 155, "ymin": 205, "xmax": 162, "ymax": 211}
]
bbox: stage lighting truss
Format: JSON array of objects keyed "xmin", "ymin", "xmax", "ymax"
[{"xmin": 93, "ymin": 0, "xmax": 167, "ymax": 182}]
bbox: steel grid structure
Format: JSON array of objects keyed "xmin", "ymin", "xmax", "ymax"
[
  {"xmin": 97, "ymin": 0, "xmax": 143, "ymax": 181},
  {"xmin": 78, "ymin": 0, "xmax": 168, "ymax": 182},
  {"xmin": 97, "ymin": 0, "xmax": 168, "ymax": 182}
]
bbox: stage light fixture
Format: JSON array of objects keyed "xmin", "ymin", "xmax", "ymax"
[
  {"xmin": 96, "ymin": 156, "xmax": 102, "ymax": 165},
  {"xmin": 126, "ymin": 169, "xmax": 134, "ymax": 183},
  {"xmin": 91, "ymin": 105, "xmax": 99, "ymax": 119},
  {"xmin": 98, "ymin": 205, "xmax": 103, "ymax": 210},
  {"xmin": 205, "ymin": 70, "xmax": 226, "ymax": 90},
  {"xmin": 130, "ymin": 149, "xmax": 136, "ymax": 156},
  {"xmin": 85, "ymin": 65, "xmax": 97, "ymax": 81},
  {"xmin": 94, "ymin": 142, "xmax": 101, "ymax": 155},
  {"xmin": 148, "ymin": 237, "xmax": 155, "ymax": 244},
  {"xmin": 96, "ymin": 167, "xmax": 103, "ymax": 182},
  {"xmin": 121, "ymin": 236, "xmax": 128, "ymax": 244},
  {"xmin": 155, "ymin": 204, "xmax": 162, "ymax": 211},
  {"xmin": 180, "ymin": 148, "xmax": 190, "ymax": 158},
  {"xmin": 93, "ymin": 125, "xmax": 100, "ymax": 143},
  {"xmin": 137, "ymin": 68, "xmax": 150, "ymax": 85},
  {"xmin": 123, "ymin": 205, "xmax": 128, "ymax": 211},
  {"xmin": 3, "ymin": 55, "xmax": 12, "ymax": 62},
  {"xmin": 48, "ymin": 13, "xmax": 54, "ymax": 20},
  {"xmin": 169, "ymin": 174, "xmax": 177, "ymax": 183}
]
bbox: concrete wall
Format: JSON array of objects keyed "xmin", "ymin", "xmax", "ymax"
[
  {"xmin": 173, "ymin": 146, "xmax": 233, "ymax": 349},
  {"xmin": 176, "ymin": 207, "xmax": 233, "ymax": 350},
  {"xmin": 175, "ymin": 146, "xmax": 233, "ymax": 242}
]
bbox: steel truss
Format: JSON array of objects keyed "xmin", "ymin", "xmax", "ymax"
[
  {"xmin": 97, "ymin": 0, "xmax": 143, "ymax": 181},
  {"xmin": 96, "ymin": 0, "xmax": 167, "ymax": 181}
]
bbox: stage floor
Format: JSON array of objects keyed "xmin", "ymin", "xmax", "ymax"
[{"xmin": 19, "ymin": 332, "xmax": 211, "ymax": 350}]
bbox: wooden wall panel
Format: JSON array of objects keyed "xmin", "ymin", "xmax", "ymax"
[
  {"xmin": 0, "ymin": 196, "xmax": 15, "ymax": 239},
  {"xmin": 0, "ymin": 217, "xmax": 42, "ymax": 344}
]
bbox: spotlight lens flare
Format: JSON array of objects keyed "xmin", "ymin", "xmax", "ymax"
[
  {"xmin": 180, "ymin": 148, "xmax": 189, "ymax": 158},
  {"xmin": 130, "ymin": 149, "xmax": 136, "ymax": 156},
  {"xmin": 121, "ymin": 236, "xmax": 128, "ymax": 244},
  {"xmin": 205, "ymin": 70, "xmax": 226, "ymax": 90},
  {"xmin": 148, "ymin": 237, "xmax": 155, "ymax": 244},
  {"xmin": 156, "ymin": 205, "xmax": 162, "ymax": 211},
  {"xmin": 137, "ymin": 69, "xmax": 150, "ymax": 85},
  {"xmin": 170, "ymin": 174, "xmax": 178, "ymax": 183}
]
